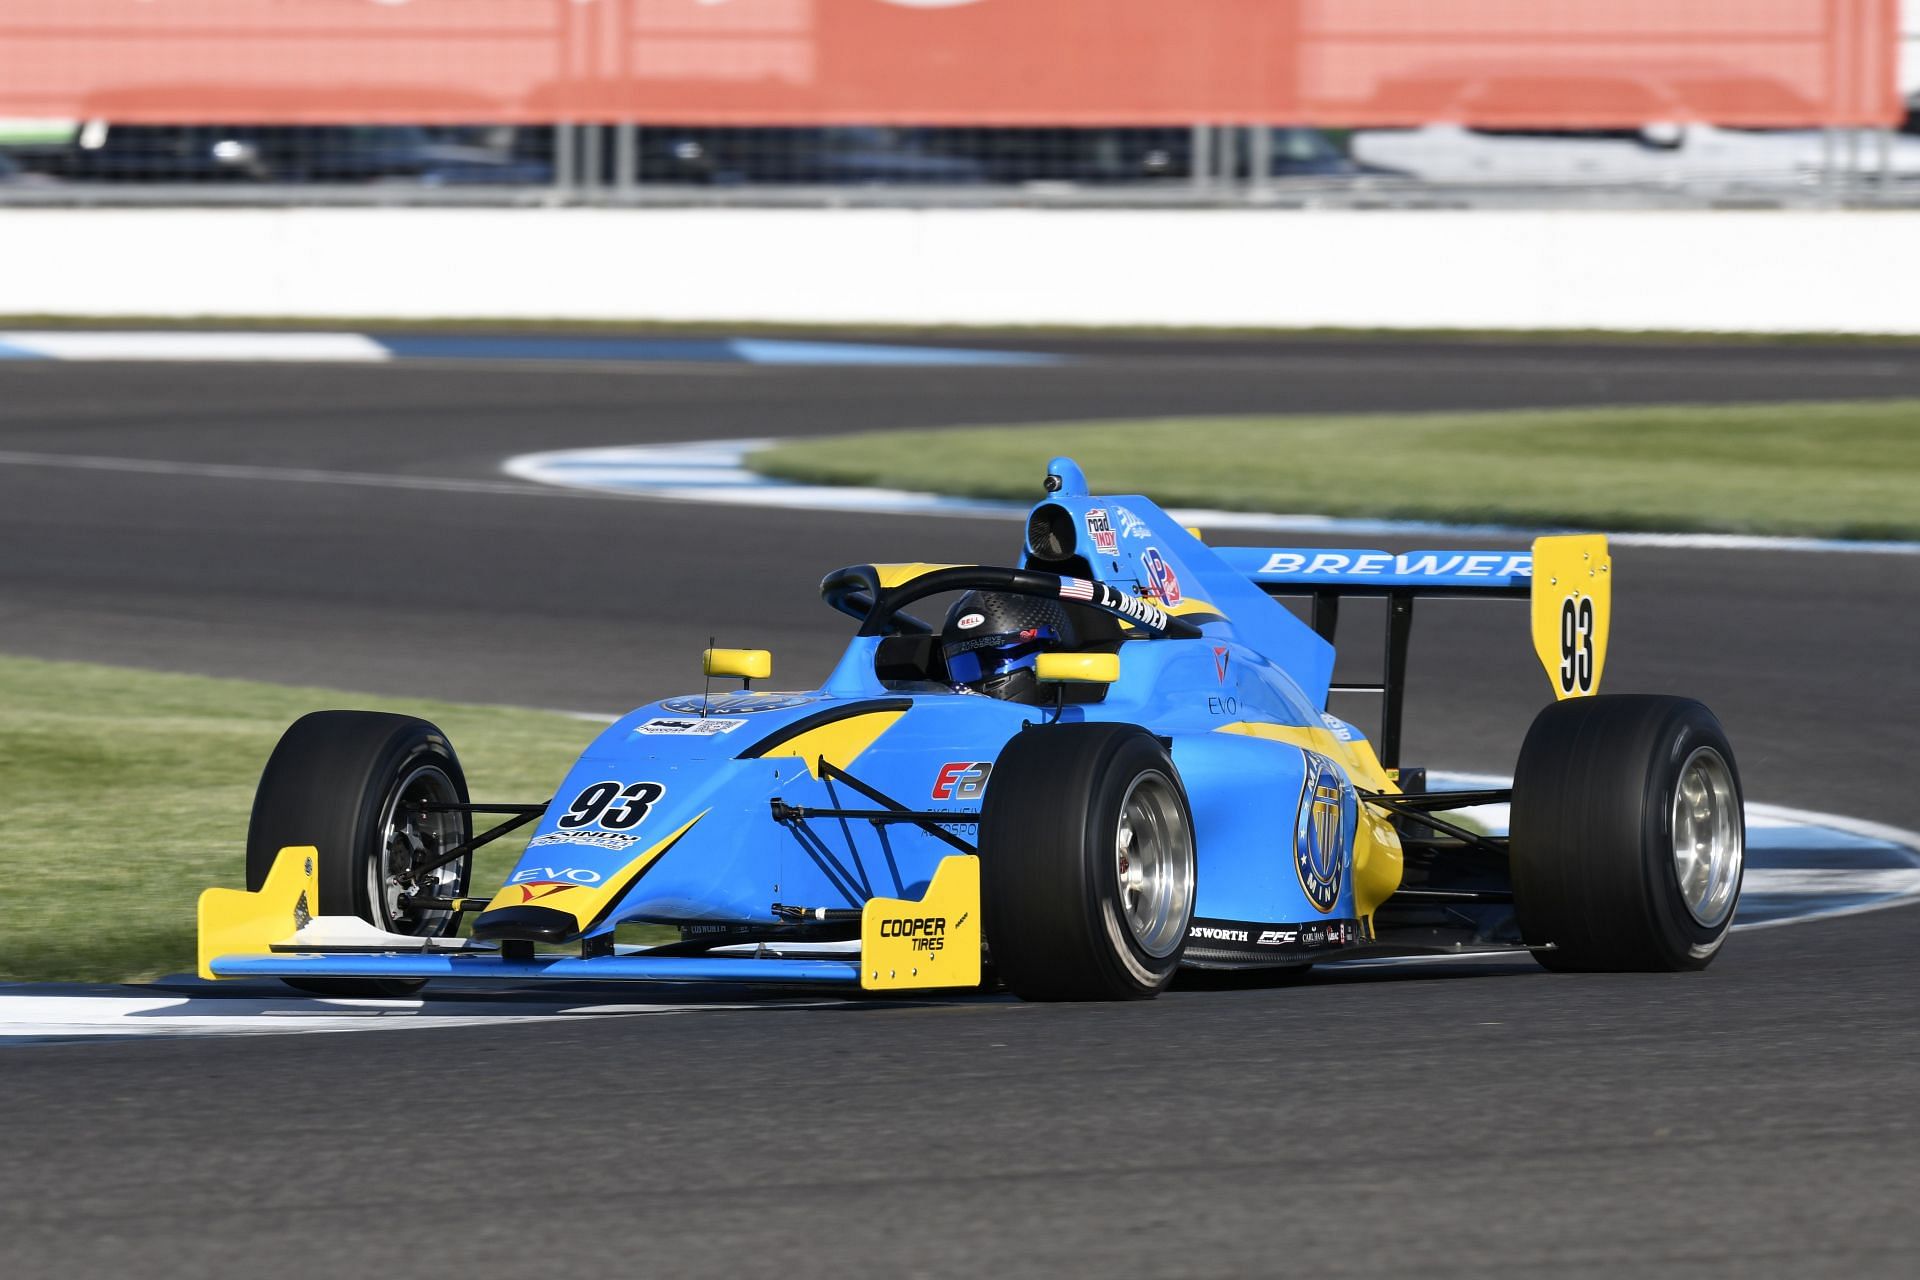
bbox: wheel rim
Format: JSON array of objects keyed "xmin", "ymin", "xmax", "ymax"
[
  {"xmin": 372, "ymin": 764, "xmax": 465, "ymax": 936},
  {"xmin": 1114, "ymin": 771, "xmax": 1194, "ymax": 959},
  {"xmin": 1670, "ymin": 746, "xmax": 1742, "ymax": 929}
]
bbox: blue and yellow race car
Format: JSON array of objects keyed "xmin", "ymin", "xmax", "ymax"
[{"xmin": 199, "ymin": 457, "xmax": 1745, "ymax": 1000}]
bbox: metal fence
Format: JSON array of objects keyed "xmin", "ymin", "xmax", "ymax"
[
  {"xmin": 0, "ymin": 0, "xmax": 1909, "ymax": 207},
  {"xmin": 1, "ymin": 120, "xmax": 1915, "ymax": 207}
]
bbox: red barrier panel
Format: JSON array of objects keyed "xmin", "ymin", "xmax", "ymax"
[{"xmin": 0, "ymin": 0, "xmax": 1898, "ymax": 126}]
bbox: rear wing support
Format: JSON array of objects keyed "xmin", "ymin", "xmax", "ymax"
[{"xmin": 1221, "ymin": 536, "xmax": 1611, "ymax": 772}]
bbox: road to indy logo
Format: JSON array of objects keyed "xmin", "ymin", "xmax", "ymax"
[{"xmin": 1295, "ymin": 751, "xmax": 1353, "ymax": 914}]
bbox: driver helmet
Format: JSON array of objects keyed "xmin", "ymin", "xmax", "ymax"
[{"xmin": 940, "ymin": 591, "xmax": 1075, "ymax": 703}]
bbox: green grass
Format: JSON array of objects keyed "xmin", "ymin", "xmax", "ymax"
[
  {"xmin": 0, "ymin": 656, "xmax": 602, "ymax": 984},
  {"xmin": 749, "ymin": 400, "xmax": 1920, "ymax": 540}
]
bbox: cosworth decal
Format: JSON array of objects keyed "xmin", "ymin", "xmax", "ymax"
[{"xmin": 1185, "ymin": 917, "xmax": 1361, "ymax": 955}]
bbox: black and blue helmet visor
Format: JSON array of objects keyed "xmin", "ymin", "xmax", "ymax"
[{"xmin": 943, "ymin": 626, "xmax": 1058, "ymax": 686}]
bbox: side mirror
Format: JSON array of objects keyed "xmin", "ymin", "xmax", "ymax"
[
  {"xmin": 704, "ymin": 648, "xmax": 772, "ymax": 685},
  {"xmin": 1035, "ymin": 652, "xmax": 1121, "ymax": 685}
]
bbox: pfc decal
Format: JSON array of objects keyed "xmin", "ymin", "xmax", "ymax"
[
  {"xmin": 1084, "ymin": 507, "xmax": 1119, "ymax": 556},
  {"xmin": 1113, "ymin": 505, "xmax": 1152, "ymax": 541},
  {"xmin": 1295, "ymin": 752, "xmax": 1354, "ymax": 914},
  {"xmin": 659, "ymin": 691, "xmax": 819, "ymax": 715},
  {"xmin": 556, "ymin": 780, "xmax": 665, "ymax": 832},
  {"xmin": 634, "ymin": 716, "xmax": 748, "ymax": 737},
  {"xmin": 1183, "ymin": 917, "xmax": 1363, "ymax": 957},
  {"xmin": 1142, "ymin": 547, "xmax": 1183, "ymax": 607},
  {"xmin": 527, "ymin": 831, "xmax": 640, "ymax": 853},
  {"xmin": 932, "ymin": 761, "xmax": 992, "ymax": 801}
]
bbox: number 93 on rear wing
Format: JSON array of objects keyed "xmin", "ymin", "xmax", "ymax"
[{"xmin": 1213, "ymin": 534, "xmax": 1611, "ymax": 768}]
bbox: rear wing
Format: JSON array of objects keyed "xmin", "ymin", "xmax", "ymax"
[{"xmin": 1214, "ymin": 536, "xmax": 1611, "ymax": 770}]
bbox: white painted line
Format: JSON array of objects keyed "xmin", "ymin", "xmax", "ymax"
[
  {"xmin": 0, "ymin": 450, "xmax": 631, "ymax": 501},
  {"xmin": 0, "ymin": 331, "xmax": 392, "ymax": 362},
  {"xmin": 0, "ymin": 989, "xmax": 847, "ymax": 1041}
]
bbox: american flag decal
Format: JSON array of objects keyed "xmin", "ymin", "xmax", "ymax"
[{"xmin": 1059, "ymin": 577, "xmax": 1095, "ymax": 602}]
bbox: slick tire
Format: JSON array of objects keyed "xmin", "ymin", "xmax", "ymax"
[
  {"xmin": 980, "ymin": 723, "xmax": 1195, "ymax": 1001},
  {"xmin": 247, "ymin": 711, "xmax": 473, "ymax": 997},
  {"xmin": 1510, "ymin": 695, "xmax": 1744, "ymax": 972}
]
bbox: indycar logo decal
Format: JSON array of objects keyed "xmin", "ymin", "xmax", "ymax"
[
  {"xmin": 1142, "ymin": 547, "xmax": 1182, "ymax": 607},
  {"xmin": 931, "ymin": 761, "xmax": 992, "ymax": 801},
  {"xmin": 1084, "ymin": 508, "xmax": 1119, "ymax": 556},
  {"xmin": 1295, "ymin": 752, "xmax": 1353, "ymax": 914}
]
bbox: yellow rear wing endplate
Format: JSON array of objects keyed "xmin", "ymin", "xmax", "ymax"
[{"xmin": 1530, "ymin": 534, "xmax": 1611, "ymax": 699}]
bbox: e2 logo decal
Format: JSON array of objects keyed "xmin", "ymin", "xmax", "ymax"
[{"xmin": 557, "ymin": 780, "xmax": 666, "ymax": 831}]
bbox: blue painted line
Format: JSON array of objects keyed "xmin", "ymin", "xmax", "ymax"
[
  {"xmin": 376, "ymin": 335, "xmax": 742, "ymax": 363},
  {"xmin": 0, "ymin": 330, "xmax": 1059, "ymax": 368},
  {"xmin": 729, "ymin": 338, "xmax": 1059, "ymax": 367},
  {"xmin": 373, "ymin": 334, "xmax": 1054, "ymax": 367}
]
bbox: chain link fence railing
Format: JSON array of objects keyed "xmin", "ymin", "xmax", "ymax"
[{"xmin": 3, "ymin": 120, "xmax": 1918, "ymax": 207}]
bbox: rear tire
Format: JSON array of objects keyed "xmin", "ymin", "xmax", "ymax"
[
  {"xmin": 1510, "ymin": 695, "xmax": 1743, "ymax": 972},
  {"xmin": 247, "ymin": 711, "xmax": 472, "ymax": 997},
  {"xmin": 980, "ymin": 723, "xmax": 1195, "ymax": 1000}
]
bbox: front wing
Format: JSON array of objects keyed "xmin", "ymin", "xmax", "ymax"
[{"xmin": 199, "ymin": 845, "xmax": 982, "ymax": 993}]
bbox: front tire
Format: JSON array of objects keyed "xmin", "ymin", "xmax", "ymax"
[
  {"xmin": 247, "ymin": 711, "xmax": 473, "ymax": 996},
  {"xmin": 980, "ymin": 723, "xmax": 1196, "ymax": 1000},
  {"xmin": 1510, "ymin": 695, "xmax": 1744, "ymax": 972}
]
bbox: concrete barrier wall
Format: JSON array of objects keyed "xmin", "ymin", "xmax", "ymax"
[{"xmin": 1, "ymin": 206, "xmax": 1913, "ymax": 333}]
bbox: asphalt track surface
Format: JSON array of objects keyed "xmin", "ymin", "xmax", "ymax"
[{"xmin": 1, "ymin": 338, "xmax": 1916, "ymax": 1278}]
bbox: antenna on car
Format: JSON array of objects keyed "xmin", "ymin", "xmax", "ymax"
[{"xmin": 701, "ymin": 634, "xmax": 715, "ymax": 718}]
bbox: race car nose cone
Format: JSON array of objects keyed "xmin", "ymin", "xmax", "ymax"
[{"xmin": 470, "ymin": 904, "xmax": 576, "ymax": 945}]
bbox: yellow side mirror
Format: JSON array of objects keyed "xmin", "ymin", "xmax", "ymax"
[
  {"xmin": 1035, "ymin": 652, "xmax": 1121, "ymax": 685},
  {"xmin": 704, "ymin": 648, "xmax": 772, "ymax": 682}
]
